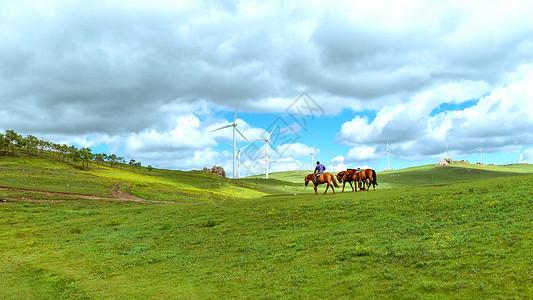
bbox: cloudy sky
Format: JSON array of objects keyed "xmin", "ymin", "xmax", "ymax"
[{"xmin": 1, "ymin": 0, "xmax": 533, "ymax": 177}]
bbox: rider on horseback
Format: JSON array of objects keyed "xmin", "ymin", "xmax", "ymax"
[{"xmin": 313, "ymin": 161, "xmax": 326, "ymax": 184}]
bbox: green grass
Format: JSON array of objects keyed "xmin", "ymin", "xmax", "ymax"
[{"xmin": 1, "ymin": 154, "xmax": 533, "ymax": 299}]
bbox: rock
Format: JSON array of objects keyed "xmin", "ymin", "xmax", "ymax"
[
  {"xmin": 202, "ymin": 166, "xmax": 226, "ymax": 177},
  {"xmin": 436, "ymin": 158, "xmax": 453, "ymax": 166},
  {"xmin": 476, "ymin": 162, "xmax": 484, "ymax": 165}
]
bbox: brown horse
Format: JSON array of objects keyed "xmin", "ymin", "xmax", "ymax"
[
  {"xmin": 343, "ymin": 169, "xmax": 378, "ymax": 191},
  {"xmin": 336, "ymin": 171, "xmax": 357, "ymax": 192},
  {"xmin": 304, "ymin": 173, "xmax": 339, "ymax": 195},
  {"xmin": 359, "ymin": 169, "xmax": 378, "ymax": 191}
]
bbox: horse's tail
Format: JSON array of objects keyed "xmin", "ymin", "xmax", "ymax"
[
  {"xmin": 331, "ymin": 174, "xmax": 339, "ymax": 188},
  {"xmin": 372, "ymin": 170, "xmax": 378, "ymax": 186}
]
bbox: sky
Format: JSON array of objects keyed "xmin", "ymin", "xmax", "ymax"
[{"xmin": 1, "ymin": 0, "xmax": 533, "ymax": 178}]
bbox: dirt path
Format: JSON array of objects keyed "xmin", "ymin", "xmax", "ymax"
[{"xmin": 0, "ymin": 184, "xmax": 179, "ymax": 204}]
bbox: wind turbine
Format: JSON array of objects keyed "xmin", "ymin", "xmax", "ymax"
[
  {"xmin": 227, "ymin": 142, "xmax": 250, "ymax": 179},
  {"xmin": 477, "ymin": 146, "xmax": 483, "ymax": 164},
  {"xmin": 446, "ymin": 144, "xmax": 451, "ymax": 159},
  {"xmin": 380, "ymin": 142, "xmax": 393, "ymax": 171},
  {"xmin": 252, "ymin": 125, "xmax": 277, "ymax": 179},
  {"xmin": 309, "ymin": 144, "xmax": 316, "ymax": 170},
  {"xmin": 211, "ymin": 101, "xmax": 249, "ymax": 179}
]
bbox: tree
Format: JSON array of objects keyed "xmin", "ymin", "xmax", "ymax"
[
  {"xmin": 101, "ymin": 153, "xmax": 108, "ymax": 166},
  {"xmin": 109, "ymin": 154, "xmax": 117, "ymax": 170},
  {"xmin": 129, "ymin": 159, "xmax": 136, "ymax": 170},
  {"xmin": 38, "ymin": 139, "xmax": 49, "ymax": 158},
  {"xmin": 94, "ymin": 154, "xmax": 103, "ymax": 167},
  {"xmin": 136, "ymin": 162, "xmax": 141, "ymax": 171},
  {"xmin": 5, "ymin": 130, "xmax": 22, "ymax": 156},
  {"xmin": 118, "ymin": 156, "xmax": 125, "ymax": 171},
  {"xmin": 59, "ymin": 144, "xmax": 69, "ymax": 162},
  {"xmin": 147, "ymin": 165, "xmax": 153, "ymax": 176},
  {"xmin": 79, "ymin": 147, "xmax": 93, "ymax": 169},
  {"xmin": 0, "ymin": 133, "xmax": 6, "ymax": 155},
  {"xmin": 68, "ymin": 145, "xmax": 80, "ymax": 164},
  {"xmin": 25, "ymin": 135, "xmax": 39, "ymax": 157}
]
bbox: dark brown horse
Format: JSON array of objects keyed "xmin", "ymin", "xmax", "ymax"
[
  {"xmin": 344, "ymin": 169, "xmax": 378, "ymax": 191},
  {"xmin": 336, "ymin": 171, "xmax": 357, "ymax": 192},
  {"xmin": 304, "ymin": 173, "xmax": 339, "ymax": 195}
]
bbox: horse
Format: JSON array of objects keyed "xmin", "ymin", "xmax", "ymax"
[
  {"xmin": 304, "ymin": 173, "xmax": 339, "ymax": 195},
  {"xmin": 336, "ymin": 171, "xmax": 357, "ymax": 192},
  {"xmin": 359, "ymin": 169, "xmax": 378, "ymax": 191},
  {"xmin": 344, "ymin": 169, "xmax": 379, "ymax": 191}
]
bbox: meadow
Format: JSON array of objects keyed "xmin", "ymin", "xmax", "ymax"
[{"xmin": 1, "ymin": 154, "xmax": 532, "ymax": 299}]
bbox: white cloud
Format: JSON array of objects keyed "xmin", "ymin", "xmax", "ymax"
[
  {"xmin": 3, "ymin": 0, "xmax": 533, "ymax": 170},
  {"xmin": 519, "ymin": 148, "xmax": 533, "ymax": 163},
  {"xmin": 125, "ymin": 115, "xmax": 215, "ymax": 153},
  {"xmin": 272, "ymin": 142, "xmax": 318, "ymax": 159},
  {"xmin": 329, "ymin": 156, "xmax": 348, "ymax": 172},
  {"xmin": 346, "ymin": 145, "xmax": 378, "ymax": 163},
  {"xmin": 336, "ymin": 66, "xmax": 533, "ymax": 160}
]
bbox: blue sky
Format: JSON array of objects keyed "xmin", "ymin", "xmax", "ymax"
[{"xmin": 1, "ymin": 0, "xmax": 533, "ymax": 177}]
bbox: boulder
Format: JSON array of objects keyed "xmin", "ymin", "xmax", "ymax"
[
  {"xmin": 203, "ymin": 166, "xmax": 226, "ymax": 177},
  {"xmin": 436, "ymin": 158, "xmax": 453, "ymax": 166}
]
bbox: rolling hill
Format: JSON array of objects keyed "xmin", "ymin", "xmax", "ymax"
[{"xmin": 1, "ymin": 154, "xmax": 532, "ymax": 299}]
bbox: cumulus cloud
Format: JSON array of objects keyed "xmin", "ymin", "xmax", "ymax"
[
  {"xmin": 329, "ymin": 156, "xmax": 348, "ymax": 172},
  {"xmin": 336, "ymin": 66, "xmax": 533, "ymax": 161},
  {"xmin": 2, "ymin": 0, "xmax": 533, "ymax": 171},
  {"xmin": 519, "ymin": 148, "xmax": 533, "ymax": 163}
]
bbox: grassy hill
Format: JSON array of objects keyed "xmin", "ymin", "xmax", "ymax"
[
  {"xmin": 247, "ymin": 163, "xmax": 533, "ymax": 188},
  {"xmin": 1, "ymin": 154, "xmax": 532, "ymax": 299}
]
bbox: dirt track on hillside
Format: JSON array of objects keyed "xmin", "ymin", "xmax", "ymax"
[{"xmin": 0, "ymin": 183, "xmax": 180, "ymax": 204}]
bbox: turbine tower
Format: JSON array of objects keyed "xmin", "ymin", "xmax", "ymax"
[
  {"xmin": 252, "ymin": 125, "xmax": 277, "ymax": 179},
  {"xmin": 227, "ymin": 143, "xmax": 250, "ymax": 179},
  {"xmin": 477, "ymin": 146, "xmax": 483, "ymax": 164},
  {"xmin": 309, "ymin": 144, "xmax": 316, "ymax": 170},
  {"xmin": 446, "ymin": 144, "xmax": 451, "ymax": 159},
  {"xmin": 380, "ymin": 142, "xmax": 393, "ymax": 171},
  {"xmin": 211, "ymin": 101, "xmax": 249, "ymax": 179}
]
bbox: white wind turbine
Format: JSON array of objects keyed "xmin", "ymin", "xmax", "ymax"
[
  {"xmin": 380, "ymin": 142, "xmax": 393, "ymax": 171},
  {"xmin": 211, "ymin": 101, "xmax": 249, "ymax": 179},
  {"xmin": 309, "ymin": 144, "xmax": 316, "ymax": 170},
  {"xmin": 252, "ymin": 125, "xmax": 277, "ymax": 179},
  {"xmin": 446, "ymin": 144, "xmax": 451, "ymax": 159},
  {"xmin": 477, "ymin": 146, "xmax": 483, "ymax": 164},
  {"xmin": 227, "ymin": 142, "xmax": 251, "ymax": 179}
]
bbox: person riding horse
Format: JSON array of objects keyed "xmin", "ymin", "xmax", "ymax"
[{"xmin": 313, "ymin": 161, "xmax": 326, "ymax": 184}]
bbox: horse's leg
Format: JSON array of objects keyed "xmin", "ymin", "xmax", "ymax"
[
  {"xmin": 349, "ymin": 181, "xmax": 354, "ymax": 192},
  {"xmin": 314, "ymin": 184, "xmax": 318, "ymax": 195},
  {"xmin": 324, "ymin": 180, "xmax": 329, "ymax": 194},
  {"xmin": 342, "ymin": 181, "xmax": 346, "ymax": 192}
]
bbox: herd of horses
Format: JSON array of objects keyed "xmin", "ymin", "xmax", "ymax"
[{"xmin": 304, "ymin": 168, "xmax": 378, "ymax": 195}]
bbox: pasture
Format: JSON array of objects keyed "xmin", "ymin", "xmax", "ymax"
[{"xmin": 1, "ymin": 155, "xmax": 532, "ymax": 299}]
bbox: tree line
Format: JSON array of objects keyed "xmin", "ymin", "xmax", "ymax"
[{"xmin": 0, "ymin": 129, "xmax": 152, "ymax": 174}]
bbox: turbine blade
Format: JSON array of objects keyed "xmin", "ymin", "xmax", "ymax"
[
  {"xmin": 226, "ymin": 142, "xmax": 235, "ymax": 149},
  {"xmin": 266, "ymin": 125, "xmax": 277, "ymax": 140},
  {"xmin": 211, "ymin": 124, "xmax": 232, "ymax": 132},
  {"xmin": 235, "ymin": 127, "xmax": 249, "ymax": 142},
  {"xmin": 234, "ymin": 101, "xmax": 239, "ymax": 123},
  {"xmin": 240, "ymin": 144, "xmax": 250, "ymax": 151}
]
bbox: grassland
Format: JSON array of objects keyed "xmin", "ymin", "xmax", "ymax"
[{"xmin": 1, "ymin": 154, "xmax": 532, "ymax": 299}]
